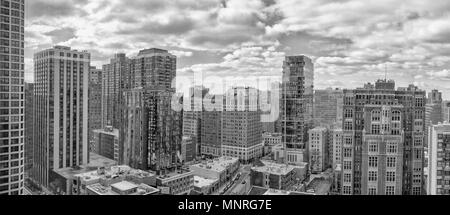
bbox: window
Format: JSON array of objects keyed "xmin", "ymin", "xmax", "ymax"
[
  {"xmin": 387, "ymin": 157, "xmax": 396, "ymax": 168},
  {"xmin": 371, "ymin": 124, "xmax": 380, "ymax": 134},
  {"xmin": 368, "ymin": 187, "xmax": 377, "ymax": 195},
  {"xmin": 368, "ymin": 171, "xmax": 378, "ymax": 182},
  {"xmin": 344, "ymin": 174, "xmax": 352, "ymax": 183},
  {"xmin": 343, "ymin": 161, "xmax": 352, "ymax": 170},
  {"xmin": 385, "ymin": 186, "xmax": 395, "ymax": 195},
  {"xmin": 386, "ymin": 172, "xmax": 396, "ymax": 182},
  {"xmin": 343, "ymin": 186, "xmax": 352, "ymax": 195},
  {"xmin": 387, "ymin": 143, "xmax": 398, "ymax": 154},
  {"xmin": 344, "ymin": 109, "xmax": 353, "ymax": 118},
  {"xmin": 343, "ymin": 148, "xmax": 352, "ymax": 158},
  {"xmin": 369, "ymin": 142, "xmax": 378, "ymax": 153},
  {"xmin": 392, "ymin": 111, "xmax": 401, "ymax": 121},
  {"xmin": 372, "ymin": 110, "xmax": 381, "ymax": 121},
  {"xmin": 369, "ymin": 156, "xmax": 378, "ymax": 168}
]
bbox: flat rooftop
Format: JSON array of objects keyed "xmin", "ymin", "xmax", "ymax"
[
  {"xmin": 87, "ymin": 182, "xmax": 159, "ymax": 195},
  {"xmin": 252, "ymin": 160, "xmax": 307, "ymax": 175},
  {"xmin": 53, "ymin": 153, "xmax": 118, "ymax": 179},
  {"xmin": 194, "ymin": 176, "xmax": 218, "ymax": 188},
  {"xmin": 190, "ymin": 156, "xmax": 239, "ymax": 173},
  {"xmin": 111, "ymin": 181, "xmax": 138, "ymax": 192}
]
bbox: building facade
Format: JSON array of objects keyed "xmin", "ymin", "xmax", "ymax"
[
  {"xmin": 221, "ymin": 87, "xmax": 263, "ymax": 163},
  {"xmin": 92, "ymin": 126, "xmax": 119, "ymax": 162},
  {"xmin": 313, "ymin": 88, "xmax": 344, "ymax": 128},
  {"xmin": 101, "ymin": 53, "xmax": 131, "ymax": 129},
  {"xmin": 201, "ymin": 94, "xmax": 223, "ymax": 157},
  {"xmin": 122, "ymin": 87, "xmax": 182, "ymax": 173},
  {"xmin": 24, "ymin": 83, "xmax": 33, "ymax": 179},
  {"xmin": 32, "ymin": 46, "xmax": 90, "ymax": 189},
  {"xmin": 88, "ymin": 67, "xmax": 102, "ymax": 145},
  {"xmin": 341, "ymin": 80, "xmax": 425, "ymax": 195},
  {"xmin": 0, "ymin": 0, "xmax": 25, "ymax": 195},
  {"xmin": 427, "ymin": 123, "xmax": 450, "ymax": 195},
  {"xmin": 280, "ymin": 56, "xmax": 314, "ymax": 150},
  {"xmin": 183, "ymin": 86, "xmax": 209, "ymax": 157},
  {"xmin": 308, "ymin": 127, "xmax": 329, "ymax": 173},
  {"xmin": 425, "ymin": 89, "xmax": 443, "ymax": 130}
]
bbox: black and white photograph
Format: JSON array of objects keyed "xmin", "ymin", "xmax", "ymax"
[{"xmin": 1, "ymin": 0, "xmax": 450, "ymax": 207}]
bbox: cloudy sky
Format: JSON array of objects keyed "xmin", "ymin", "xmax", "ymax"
[{"xmin": 25, "ymin": 0, "xmax": 450, "ymax": 99}]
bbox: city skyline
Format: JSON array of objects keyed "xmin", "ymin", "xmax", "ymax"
[
  {"xmin": 2, "ymin": 0, "xmax": 450, "ymax": 197},
  {"xmin": 23, "ymin": 0, "xmax": 450, "ymax": 99}
]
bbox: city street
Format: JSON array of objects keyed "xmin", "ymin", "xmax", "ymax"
[{"xmin": 225, "ymin": 165, "xmax": 252, "ymax": 195}]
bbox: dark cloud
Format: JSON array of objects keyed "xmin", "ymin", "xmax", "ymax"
[{"xmin": 44, "ymin": 27, "xmax": 77, "ymax": 43}]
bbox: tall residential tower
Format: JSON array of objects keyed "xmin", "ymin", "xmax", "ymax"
[{"xmin": 0, "ymin": 0, "xmax": 25, "ymax": 195}]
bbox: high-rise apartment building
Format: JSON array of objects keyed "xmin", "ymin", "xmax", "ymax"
[
  {"xmin": 221, "ymin": 87, "xmax": 263, "ymax": 163},
  {"xmin": 342, "ymin": 80, "xmax": 426, "ymax": 195},
  {"xmin": 131, "ymin": 48, "xmax": 176, "ymax": 90},
  {"xmin": 88, "ymin": 67, "xmax": 102, "ymax": 144},
  {"xmin": 101, "ymin": 53, "xmax": 130, "ymax": 128},
  {"xmin": 122, "ymin": 87, "xmax": 182, "ymax": 173},
  {"xmin": 314, "ymin": 88, "xmax": 344, "ymax": 128},
  {"xmin": 427, "ymin": 123, "xmax": 450, "ymax": 195},
  {"xmin": 0, "ymin": 0, "xmax": 25, "ymax": 195},
  {"xmin": 24, "ymin": 82, "xmax": 33, "ymax": 178},
  {"xmin": 32, "ymin": 46, "xmax": 90, "ymax": 189}
]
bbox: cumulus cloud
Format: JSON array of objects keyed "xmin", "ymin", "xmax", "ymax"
[{"xmin": 24, "ymin": 0, "xmax": 450, "ymax": 98}]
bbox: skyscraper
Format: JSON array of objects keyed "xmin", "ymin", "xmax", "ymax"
[
  {"xmin": 122, "ymin": 87, "xmax": 182, "ymax": 173},
  {"xmin": 221, "ymin": 87, "xmax": 263, "ymax": 163},
  {"xmin": 121, "ymin": 48, "xmax": 180, "ymax": 173},
  {"xmin": 32, "ymin": 46, "xmax": 90, "ymax": 189},
  {"xmin": 280, "ymin": 56, "xmax": 314, "ymax": 164},
  {"xmin": 101, "ymin": 53, "xmax": 131, "ymax": 128},
  {"xmin": 342, "ymin": 80, "xmax": 426, "ymax": 195},
  {"xmin": 88, "ymin": 67, "xmax": 102, "ymax": 145},
  {"xmin": 201, "ymin": 94, "xmax": 223, "ymax": 158},
  {"xmin": 0, "ymin": 0, "xmax": 25, "ymax": 195},
  {"xmin": 24, "ymin": 82, "xmax": 33, "ymax": 178},
  {"xmin": 427, "ymin": 122, "xmax": 450, "ymax": 195},
  {"xmin": 313, "ymin": 88, "xmax": 344, "ymax": 128},
  {"xmin": 183, "ymin": 86, "xmax": 209, "ymax": 158}
]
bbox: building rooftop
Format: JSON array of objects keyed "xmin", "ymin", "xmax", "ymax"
[
  {"xmin": 190, "ymin": 157, "xmax": 239, "ymax": 174},
  {"xmin": 53, "ymin": 153, "xmax": 118, "ymax": 179},
  {"xmin": 111, "ymin": 181, "xmax": 138, "ymax": 192},
  {"xmin": 156, "ymin": 169, "xmax": 194, "ymax": 182},
  {"xmin": 87, "ymin": 182, "xmax": 159, "ymax": 195},
  {"xmin": 194, "ymin": 176, "xmax": 218, "ymax": 188},
  {"xmin": 247, "ymin": 186, "xmax": 315, "ymax": 196},
  {"xmin": 93, "ymin": 127, "xmax": 119, "ymax": 137},
  {"xmin": 252, "ymin": 160, "xmax": 306, "ymax": 175},
  {"xmin": 74, "ymin": 165, "xmax": 154, "ymax": 184},
  {"xmin": 306, "ymin": 177, "xmax": 332, "ymax": 195}
]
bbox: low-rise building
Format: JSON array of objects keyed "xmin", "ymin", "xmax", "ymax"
[
  {"xmin": 86, "ymin": 181, "xmax": 160, "ymax": 195},
  {"xmin": 190, "ymin": 157, "xmax": 240, "ymax": 189},
  {"xmin": 263, "ymin": 133, "xmax": 282, "ymax": 146},
  {"xmin": 250, "ymin": 160, "xmax": 308, "ymax": 190},
  {"xmin": 193, "ymin": 176, "xmax": 219, "ymax": 195},
  {"xmin": 156, "ymin": 169, "xmax": 194, "ymax": 195}
]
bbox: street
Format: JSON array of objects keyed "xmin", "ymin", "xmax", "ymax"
[{"xmin": 224, "ymin": 165, "xmax": 252, "ymax": 195}]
